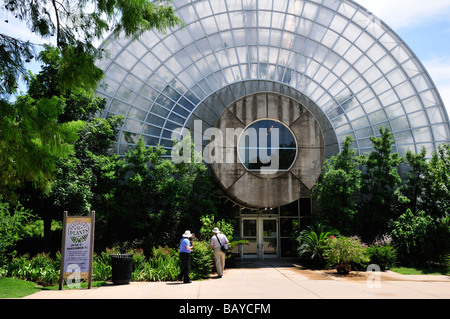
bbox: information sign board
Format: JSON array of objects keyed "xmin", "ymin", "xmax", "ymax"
[{"xmin": 59, "ymin": 211, "xmax": 95, "ymax": 289}]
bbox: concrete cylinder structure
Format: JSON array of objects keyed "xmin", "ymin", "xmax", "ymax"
[{"xmin": 210, "ymin": 92, "xmax": 324, "ymax": 208}]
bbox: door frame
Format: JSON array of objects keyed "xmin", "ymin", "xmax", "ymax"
[{"xmin": 240, "ymin": 216, "xmax": 279, "ymax": 260}]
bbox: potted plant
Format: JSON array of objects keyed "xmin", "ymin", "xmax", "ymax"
[{"xmin": 323, "ymin": 235, "xmax": 369, "ymax": 274}]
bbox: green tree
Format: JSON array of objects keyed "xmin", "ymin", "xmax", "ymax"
[
  {"xmin": 0, "ymin": 34, "xmax": 34, "ymax": 97},
  {"xmin": 1, "ymin": 0, "xmax": 183, "ymax": 255},
  {"xmin": 358, "ymin": 127, "xmax": 406, "ymax": 240},
  {"xmin": 199, "ymin": 214, "xmax": 234, "ymax": 242},
  {"xmin": 171, "ymin": 136, "xmax": 217, "ymax": 233},
  {"xmin": 96, "ymin": 136, "xmax": 216, "ymax": 249},
  {"xmin": 1, "ymin": 0, "xmax": 182, "ymax": 200},
  {"xmin": 400, "ymin": 147, "xmax": 429, "ymax": 213},
  {"xmin": 14, "ymin": 45, "xmax": 121, "ymax": 244},
  {"xmin": 0, "ymin": 197, "xmax": 35, "ymax": 265},
  {"xmin": 421, "ymin": 143, "xmax": 450, "ymax": 217},
  {"xmin": 0, "ymin": 95, "xmax": 84, "ymax": 197},
  {"xmin": 312, "ymin": 135, "xmax": 364, "ymax": 234},
  {"xmin": 1, "ymin": 0, "xmax": 182, "ymax": 96},
  {"xmin": 0, "ymin": 44, "xmax": 105, "ymax": 198}
]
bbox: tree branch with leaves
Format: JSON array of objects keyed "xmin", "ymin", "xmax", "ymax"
[{"xmin": 1, "ymin": 0, "xmax": 182, "ymax": 96}]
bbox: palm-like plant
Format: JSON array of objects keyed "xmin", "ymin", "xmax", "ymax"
[{"xmin": 297, "ymin": 224, "xmax": 339, "ymax": 267}]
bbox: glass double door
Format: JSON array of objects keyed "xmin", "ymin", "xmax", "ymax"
[{"xmin": 241, "ymin": 217, "xmax": 278, "ymax": 259}]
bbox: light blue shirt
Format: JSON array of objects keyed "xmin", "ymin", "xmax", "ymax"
[{"xmin": 179, "ymin": 237, "xmax": 191, "ymax": 253}]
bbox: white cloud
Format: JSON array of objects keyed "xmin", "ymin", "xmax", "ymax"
[
  {"xmin": 1, "ymin": 8, "xmax": 55, "ymax": 46},
  {"xmin": 356, "ymin": 0, "xmax": 450, "ymax": 29},
  {"xmin": 423, "ymin": 56, "xmax": 450, "ymax": 116}
]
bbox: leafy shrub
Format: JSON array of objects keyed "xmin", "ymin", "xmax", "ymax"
[
  {"xmin": 92, "ymin": 251, "xmax": 111, "ymax": 281},
  {"xmin": 366, "ymin": 234, "xmax": 397, "ymax": 271},
  {"xmin": 190, "ymin": 241, "xmax": 213, "ymax": 280},
  {"xmin": 146, "ymin": 246, "xmax": 180, "ymax": 281},
  {"xmin": 146, "ymin": 255, "xmax": 180, "ymax": 282},
  {"xmin": 2, "ymin": 243, "xmax": 216, "ymax": 284},
  {"xmin": 94, "ymin": 245, "xmax": 180, "ymax": 282},
  {"xmin": 128, "ymin": 246, "xmax": 181, "ymax": 282},
  {"xmin": 131, "ymin": 249, "xmax": 147, "ymax": 274},
  {"xmin": 367, "ymin": 245, "xmax": 397, "ymax": 271},
  {"xmin": 97, "ymin": 245, "xmax": 181, "ymax": 282},
  {"xmin": 152, "ymin": 246, "xmax": 178, "ymax": 260},
  {"xmin": 199, "ymin": 214, "xmax": 235, "ymax": 241},
  {"xmin": 296, "ymin": 224, "xmax": 339, "ymax": 268},
  {"xmin": 323, "ymin": 236, "xmax": 369, "ymax": 271},
  {"xmin": 391, "ymin": 209, "xmax": 450, "ymax": 267},
  {"xmin": 3, "ymin": 252, "xmax": 59, "ymax": 286}
]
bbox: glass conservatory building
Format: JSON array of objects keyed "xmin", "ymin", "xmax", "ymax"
[{"xmin": 95, "ymin": 0, "xmax": 450, "ymax": 258}]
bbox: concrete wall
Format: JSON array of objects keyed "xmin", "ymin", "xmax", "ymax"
[{"xmin": 207, "ymin": 92, "xmax": 325, "ymax": 209}]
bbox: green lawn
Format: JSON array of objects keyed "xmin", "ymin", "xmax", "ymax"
[
  {"xmin": 0, "ymin": 278, "xmax": 109, "ymax": 298},
  {"xmin": 391, "ymin": 267, "xmax": 450, "ymax": 276},
  {"xmin": 0, "ymin": 278, "xmax": 41, "ymax": 298}
]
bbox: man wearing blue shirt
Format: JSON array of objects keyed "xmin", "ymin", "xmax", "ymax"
[{"xmin": 178, "ymin": 230, "xmax": 193, "ymax": 283}]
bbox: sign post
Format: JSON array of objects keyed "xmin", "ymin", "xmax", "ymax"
[{"xmin": 59, "ymin": 211, "xmax": 95, "ymax": 290}]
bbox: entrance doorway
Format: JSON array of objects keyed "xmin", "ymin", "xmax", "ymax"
[
  {"xmin": 241, "ymin": 217, "xmax": 278, "ymax": 259},
  {"xmin": 222, "ymin": 198, "xmax": 311, "ymax": 259}
]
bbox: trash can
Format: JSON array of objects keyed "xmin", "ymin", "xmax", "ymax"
[{"xmin": 111, "ymin": 254, "xmax": 133, "ymax": 285}]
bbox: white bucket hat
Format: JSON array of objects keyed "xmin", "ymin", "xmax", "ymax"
[
  {"xmin": 182, "ymin": 230, "xmax": 192, "ymax": 238},
  {"xmin": 212, "ymin": 227, "xmax": 220, "ymax": 233}
]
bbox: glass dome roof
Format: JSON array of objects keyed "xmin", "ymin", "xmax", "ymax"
[{"xmin": 95, "ymin": 0, "xmax": 450, "ymax": 157}]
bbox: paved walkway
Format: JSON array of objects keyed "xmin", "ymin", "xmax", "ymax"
[{"xmin": 23, "ymin": 259, "xmax": 450, "ymax": 300}]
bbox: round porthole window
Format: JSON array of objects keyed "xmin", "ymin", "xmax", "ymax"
[{"xmin": 237, "ymin": 119, "xmax": 297, "ymax": 174}]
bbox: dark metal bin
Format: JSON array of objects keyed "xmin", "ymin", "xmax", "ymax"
[{"xmin": 111, "ymin": 254, "xmax": 133, "ymax": 285}]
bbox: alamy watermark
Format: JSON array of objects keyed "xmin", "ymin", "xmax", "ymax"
[
  {"xmin": 171, "ymin": 119, "xmax": 281, "ymax": 173},
  {"xmin": 66, "ymin": 264, "xmax": 81, "ymax": 289},
  {"xmin": 366, "ymin": 264, "xmax": 381, "ymax": 288}
]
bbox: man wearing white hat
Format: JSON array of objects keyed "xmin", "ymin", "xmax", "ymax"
[
  {"xmin": 210, "ymin": 227, "xmax": 229, "ymax": 278},
  {"xmin": 179, "ymin": 230, "xmax": 193, "ymax": 283}
]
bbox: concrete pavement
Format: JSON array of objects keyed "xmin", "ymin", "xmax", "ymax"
[{"xmin": 23, "ymin": 259, "xmax": 450, "ymax": 299}]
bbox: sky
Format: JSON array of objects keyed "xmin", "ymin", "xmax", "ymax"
[
  {"xmin": 2, "ymin": 0, "xmax": 450, "ymax": 118},
  {"xmin": 356, "ymin": 0, "xmax": 450, "ymax": 118}
]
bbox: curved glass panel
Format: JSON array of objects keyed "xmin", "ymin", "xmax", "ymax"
[{"xmin": 95, "ymin": 0, "xmax": 450, "ymax": 157}]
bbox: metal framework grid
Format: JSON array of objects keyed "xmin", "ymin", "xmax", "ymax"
[{"xmin": 95, "ymin": 0, "xmax": 450, "ymax": 157}]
